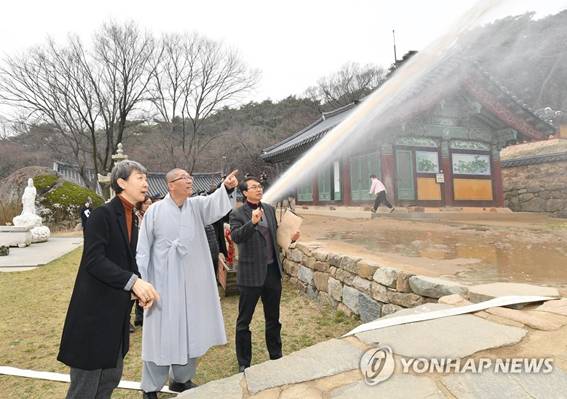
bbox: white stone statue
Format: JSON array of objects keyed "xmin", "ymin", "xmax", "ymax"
[
  {"xmin": 13, "ymin": 178, "xmax": 50, "ymax": 243},
  {"xmin": 21, "ymin": 178, "xmax": 37, "ymax": 215}
]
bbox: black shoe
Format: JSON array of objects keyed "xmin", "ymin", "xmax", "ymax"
[
  {"xmin": 169, "ymin": 379, "xmax": 198, "ymax": 393},
  {"xmin": 129, "ymin": 322, "xmax": 135, "ymax": 333},
  {"xmin": 142, "ymin": 392, "xmax": 158, "ymax": 399},
  {"xmin": 238, "ymin": 365, "xmax": 248, "ymax": 373}
]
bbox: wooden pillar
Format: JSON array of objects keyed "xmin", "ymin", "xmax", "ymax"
[
  {"xmin": 342, "ymin": 158, "xmax": 352, "ymax": 206},
  {"xmin": 312, "ymin": 175, "xmax": 319, "ymax": 205},
  {"xmin": 380, "ymin": 144, "xmax": 396, "ymax": 204},
  {"xmin": 440, "ymin": 157, "xmax": 454, "ymax": 206},
  {"xmin": 441, "ymin": 141, "xmax": 453, "ymax": 206},
  {"xmin": 491, "ymin": 151, "xmax": 504, "ymax": 207}
]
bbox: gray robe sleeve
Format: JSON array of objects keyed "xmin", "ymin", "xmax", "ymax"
[{"xmin": 194, "ymin": 185, "xmax": 233, "ymax": 225}]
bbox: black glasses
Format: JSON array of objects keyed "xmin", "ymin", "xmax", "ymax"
[
  {"xmin": 169, "ymin": 175, "xmax": 193, "ymax": 183},
  {"xmin": 247, "ymin": 184, "xmax": 263, "ymax": 190}
]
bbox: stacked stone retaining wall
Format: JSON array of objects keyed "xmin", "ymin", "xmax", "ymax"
[
  {"xmin": 502, "ymin": 155, "xmax": 567, "ymax": 217},
  {"xmin": 282, "ymin": 242, "xmax": 469, "ymax": 322}
]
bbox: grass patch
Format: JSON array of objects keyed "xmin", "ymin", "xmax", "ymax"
[
  {"xmin": 0, "ymin": 248, "xmax": 359, "ymax": 398},
  {"xmin": 543, "ymin": 222, "xmax": 567, "ymax": 231}
]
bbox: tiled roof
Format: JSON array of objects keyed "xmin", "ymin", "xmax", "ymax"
[
  {"xmin": 52, "ymin": 161, "xmax": 222, "ymax": 198},
  {"xmin": 501, "ymin": 138, "xmax": 567, "ymax": 161},
  {"xmin": 501, "ymin": 152, "xmax": 567, "ymax": 168},
  {"xmin": 145, "ymin": 171, "xmax": 224, "ymax": 197},
  {"xmin": 261, "ymin": 103, "xmax": 358, "ymax": 162},
  {"xmin": 261, "ymin": 57, "xmax": 556, "ymax": 162}
]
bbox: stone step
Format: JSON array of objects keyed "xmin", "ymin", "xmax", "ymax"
[
  {"xmin": 355, "ymin": 303, "xmax": 527, "ymax": 359},
  {"xmin": 468, "ymin": 283, "xmax": 560, "ymax": 308},
  {"xmin": 243, "ymin": 339, "xmax": 364, "ymax": 394}
]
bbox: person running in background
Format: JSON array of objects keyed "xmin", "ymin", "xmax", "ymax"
[{"xmin": 369, "ymin": 174, "xmax": 394, "ymax": 213}]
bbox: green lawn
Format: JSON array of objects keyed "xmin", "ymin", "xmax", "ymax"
[{"xmin": 0, "ymin": 248, "xmax": 358, "ymax": 398}]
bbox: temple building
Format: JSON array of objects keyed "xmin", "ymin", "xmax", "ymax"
[{"xmin": 261, "ymin": 59, "xmax": 556, "ymax": 207}]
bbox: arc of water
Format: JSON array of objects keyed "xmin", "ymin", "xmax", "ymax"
[{"xmin": 263, "ymin": 0, "xmax": 513, "ymax": 204}]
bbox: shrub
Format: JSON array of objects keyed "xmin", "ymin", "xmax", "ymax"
[
  {"xmin": 34, "ymin": 175, "xmax": 104, "ymax": 226},
  {"xmin": 33, "ymin": 175, "xmax": 58, "ymax": 193}
]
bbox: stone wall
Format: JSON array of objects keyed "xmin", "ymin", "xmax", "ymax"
[
  {"xmin": 282, "ymin": 242, "xmax": 468, "ymax": 322},
  {"xmin": 502, "ymin": 160, "xmax": 567, "ymax": 217}
]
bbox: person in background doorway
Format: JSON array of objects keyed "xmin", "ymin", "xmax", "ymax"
[{"xmin": 369, "ymin": 174, "xmax": 394, "ymax": 213}]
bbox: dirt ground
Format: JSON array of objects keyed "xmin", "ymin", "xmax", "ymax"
[{"xmin": 298, "ymin": 213, "xmax": 567, "ymax": 294}]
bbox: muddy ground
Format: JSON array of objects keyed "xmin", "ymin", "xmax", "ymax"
[{"xmin": 298, "ymin": 212, "xmax": 567, "ymax": 294}]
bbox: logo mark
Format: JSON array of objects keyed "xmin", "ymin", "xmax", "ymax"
[{"xmin": 360, "ymin": 344, "xmax": 395, "ymax": 385}]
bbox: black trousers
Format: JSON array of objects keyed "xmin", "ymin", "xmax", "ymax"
[
  {"xmin": 373, "ymin": 191, "xmax": 393, "ymax": 210},
  {"xmin": 236, "ymin": 262, "xmax": 282, "ymax": 367},
  {"xmin": 134, "ymin": 303, "xmax": 144, "ymax": 324}
]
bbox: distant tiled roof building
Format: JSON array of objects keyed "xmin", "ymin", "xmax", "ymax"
[
  {"xmin": 52, "ymin": 161, "xmax": 222, "ymax": 198},
  {"xmin": 262, "ymin": 57, "xmax": 556, "ymax": 208}
]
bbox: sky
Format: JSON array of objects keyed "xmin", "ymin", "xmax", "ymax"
[{"xmin": 0, "ymin": 0, "xmax": 565, "ymax": 105}]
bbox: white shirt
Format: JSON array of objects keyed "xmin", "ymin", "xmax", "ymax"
[{"xmin": 369, "ymin": 178, "xmax": 386, "ymax": 195}]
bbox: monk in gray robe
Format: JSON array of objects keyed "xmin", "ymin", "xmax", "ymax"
[{"xmin": 136, "ymin": 169, "xmax": 238, "ymax": 398}]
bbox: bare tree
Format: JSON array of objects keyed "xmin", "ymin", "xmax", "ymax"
[
  {"xmin": 0, "ymin": 21, "xmax": 157, "ymax": 191},
  {"xmin": 90, "ymin": 21, "xmax": 158, "ymax": 172},
  {"xmin": 149, "ymin": 33, "xmax": 259, "ymax": 172},
  {"xmin": 306, "ymin": 62, "xmax": 386, "ymax": 110},
  {"xmin": 0, "ymin": 40, "xmax": 97, "ymax": 186},
  {"xmin": 147, "ymin": 33, "xmax": 198, "ymax": 167},
  {"xmin": 0, "ymin": 115, "xmax": 10, "ymax": 140}
]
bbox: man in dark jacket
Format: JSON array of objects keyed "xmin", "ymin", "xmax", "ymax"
[
  {"xmin": 79, "ymin": 197, "xmax": 92, "ymax": 234},
  {"xmin": 58, "ymin": 160, "xmax": 159, "ymax": 399},
  {"xmin": 230, "ymin": 177, "xmax": 299, "ymax": 372}
]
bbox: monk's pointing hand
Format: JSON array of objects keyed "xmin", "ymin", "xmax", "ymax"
[{"xmin": 223, "ymin": 169, "xmax": 239, "ymax": 189}]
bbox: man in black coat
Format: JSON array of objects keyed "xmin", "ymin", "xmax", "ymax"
[
  {"xmin": 58, "ymin": 160, "xmax": 159, "ymax": 399},
  {"xmin": 230, "ymin": 177, "xmax": 299, "ymax": 372},
  {"xmin": 79, "ymin": 197, "xmax": 92, "ymax": 235}
]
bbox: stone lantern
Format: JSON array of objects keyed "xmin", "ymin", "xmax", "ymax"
[{"xmin": 97, "ymin": 143, "xmax": 129, "ymax": 200}]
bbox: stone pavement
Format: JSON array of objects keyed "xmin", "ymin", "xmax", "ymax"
[
  {"xmin": 177, "ymin": 284, "xmax": 567, "ymax": 399},
  {"xmin": 441, "ymin": 369, "xmax": 567, "ymax": 399},
  {"xmin": 355, "ymin": 304, "xmax": 528, "ymax": 358},
  {"xmin": 0, "ymin": 237, "xmax": 82, "ymax": 271}
]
